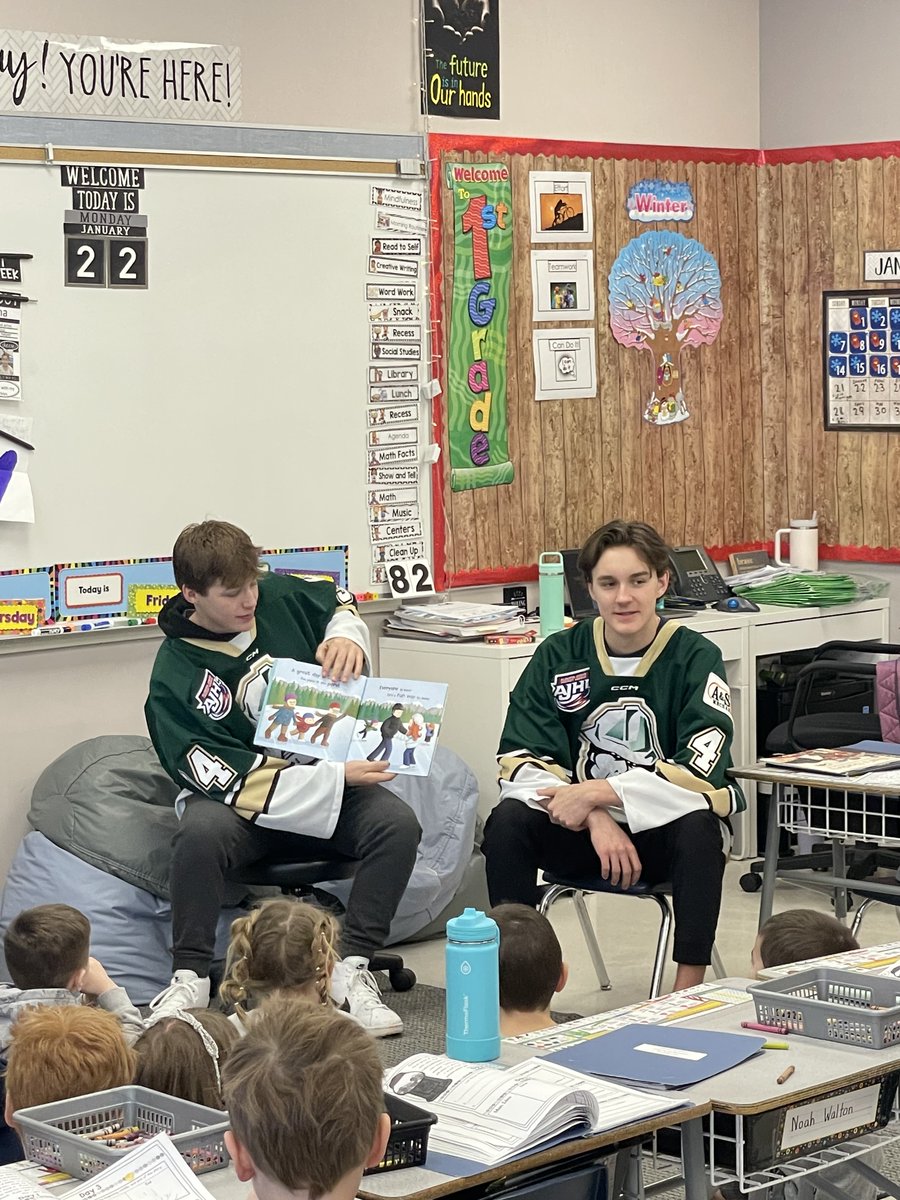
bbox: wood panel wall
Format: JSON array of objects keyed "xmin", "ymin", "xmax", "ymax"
[{"xmin": 434, "ymin": 145, "xmax": 900, "ymax": 584}]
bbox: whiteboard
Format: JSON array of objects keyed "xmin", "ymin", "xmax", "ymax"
[{"xmin": 0, "ymin": 159, "xmax": 430, "ymax": 592}]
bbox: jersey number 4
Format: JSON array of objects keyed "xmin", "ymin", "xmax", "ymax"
[
  {"xmin": 187, "ymin": 745, "xmax": 237, "ymax": 791},
  {"xmin": 687, "ymin": 727, "xmax": 725, "ymax": 776}
]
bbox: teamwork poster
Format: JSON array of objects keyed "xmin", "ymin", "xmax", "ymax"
[
  {"xmin": 823, "ymin": 289, "xmax": 900, "ymax": 430},
  {"xmin": 423, "ymin": 0, "xmax": 499, "ymax": 120},
  {"xmin": 608, "ymin": 231, "xmax": 723, "ymax": 426},
  {"xmin": 530, "ymin": 250, "xmax": 595, "ymax": 322},
  {"xmin": 445, "ymin": 161, "xmax": 514, "ymax": 491}
]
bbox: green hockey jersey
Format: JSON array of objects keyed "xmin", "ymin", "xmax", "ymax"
[
  {"xmin": 498, "ymin": 618, "xmax": 745, "ymax": 831},
  {"xmin": 145, "ymin": 572, "xmax": 367, "ymax": 836}
]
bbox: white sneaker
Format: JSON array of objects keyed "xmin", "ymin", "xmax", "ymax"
[
  {"xmin": 332, "ymin": 956, "xmax": 403, "ymax": 1038},
  {"xmin": 147, "ymin": 970, "xmax": 211, "ymax": 1024}
]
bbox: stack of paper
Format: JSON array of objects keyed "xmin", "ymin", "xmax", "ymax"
[{"xmin": 386, "ymin": 602, "xmax": 523, "ymax": 641}]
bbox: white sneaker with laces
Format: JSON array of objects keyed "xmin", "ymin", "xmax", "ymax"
[
  {"xmin": 332, "ymin": 956, "xmax": 403, "ymax": 1037},
  {"xmin": 147, "ymin": 970, "xmax": 211, "ymax": 1023}
]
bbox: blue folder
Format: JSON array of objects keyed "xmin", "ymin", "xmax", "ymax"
[{"xmin": 544, "ymin": 1023, "xmax": 766, "ymax": 1088}]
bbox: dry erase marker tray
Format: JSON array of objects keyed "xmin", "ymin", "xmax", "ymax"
[
  {"xmin": 14, "ymin": 1085, "xmax": 230, "ymax": 1180},
  {"xmin": 365, "ymin": 1093, "xmax": 436, "ymax": 1174},
  {"xmin": 748, "ymin": 968, "xmax": 900, "ymax": 1048}
]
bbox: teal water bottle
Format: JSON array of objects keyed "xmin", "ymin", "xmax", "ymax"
[
  {"xmin": 445, "ymin": 908, "xmax": 500, "ymax": 1062},
  {"xmin": 539, "ymin": 551, "xmax": 565, "ymax": 638}
]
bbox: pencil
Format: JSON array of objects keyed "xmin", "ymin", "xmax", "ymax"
[{"xmin": 776, "ymin": 1064, "xmax": 795, "ymax": 1086}]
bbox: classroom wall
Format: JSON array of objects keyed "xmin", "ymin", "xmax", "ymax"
[
  {"xmin": 0, "ymin": 0, "xmax": 761, "ymax": 146},
  {"xmin": 759, "ymin": 0, "xmax": 900, "ymax": 148}
]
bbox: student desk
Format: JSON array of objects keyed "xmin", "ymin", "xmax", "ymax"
[
  {"xmin": 730, "ymin": 761, "xmax": 900, "ymax": 927},
  {"xmin": 380, "ymin": 598, "xmax": 890, "ymax": 858}
]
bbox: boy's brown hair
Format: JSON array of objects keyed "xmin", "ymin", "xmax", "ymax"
[
  {"xmin": 172, "ymin": 520, "xmax": 262, "ymax": 593},
  {"xmin": 5, "ymin": 1006, "xmax": 136, "ymax": 1112},
  {"xmin": 577, "ymin": 520, "xmax": 671, "ymax": 583},
  {"xmin": 219, "ymin": 898, "xmax": 339, "ymax": 1023},
  {"xmin": 757, "ymin": 909, "xmax": 859, "ymax": 969},
  {"xmin": 490, "ymin": 903, "xmax": 563, "ymax": 1014},
  {"xmin": 4, "ymin": 904, "xmax": 90, "ymax": 990},
  {"xmin": 134, "ymin": 1008, "xmax": 238, "ymax": 1109},
  {"xmin": 222, "ymin": 998, "xmax": 385, "ymax": 1199}
]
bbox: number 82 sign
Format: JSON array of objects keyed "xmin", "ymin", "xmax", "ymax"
[{"xmin": 65, "ymin": 236, "xmax": 148, "ymax": 289}]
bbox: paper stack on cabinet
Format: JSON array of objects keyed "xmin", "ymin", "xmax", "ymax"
[{"xmin": 386, "ymin": 601, "xmax": 523, "ymax": 641}]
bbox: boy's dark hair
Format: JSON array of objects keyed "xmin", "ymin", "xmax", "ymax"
[
  {"xmin": 173, "ymin": 520, "xmax": 262, "ymax": 593},
  {"xmin": 222, "ymin": 999, "xmax": 384, "ymax": 1200},
  {"xmin": 4, "ymin": 904, "xmax": 90, "ymax": 990},
  {"xmin": 757, "ymin": 909, "xmax": 859, "ymax": 969},
  {"xmin": 577, "ymin": 520, "xmax": 670, "ymax": 583},
  {"xmin": 490, "ymin": 904, "xmax": 562, "ymax": 1014}
]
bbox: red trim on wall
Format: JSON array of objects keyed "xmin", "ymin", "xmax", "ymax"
[
  {"xmin": 428, "ymin": 148, "xmax": 449, "ymax": 591},
  {"xmin": 763, "ymin": 141, "xmax": 900, "ymax": 165},
  {"xmin": 428, "ymin": 132, "xmax": 763, "ymax": 165}
]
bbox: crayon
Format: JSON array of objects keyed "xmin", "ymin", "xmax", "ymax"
[
  {"xmin": 763, "ymin": 1040, "xmax": 789, "ymax": 1050},
  {"xmin": 741, "ymin": 1020, "xmax": 789, "ymax": 1035},
  {"xmin": 777, "ymin": 1064, "xmax": 796, "ymax": 1086}
]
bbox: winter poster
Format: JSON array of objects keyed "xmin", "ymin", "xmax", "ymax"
[
  {"xmin": 255, "ymin": 659, "xmax": 447, "ymax": 777},
  {"xmin": 608, "ymin": 230, "xmax": 723, "ymax": 425}
]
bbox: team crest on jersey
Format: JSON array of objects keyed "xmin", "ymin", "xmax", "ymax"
[
  {"xmin": 577, "ymin": 698, "xmax": 661, "ymax": 780},
  {"xmin": 551, "ymin": 668, "xmax": 591, "ymax": 712},
  {"xmin": 703, "ymin": 672, "xmax": 732, "ymax": 717},
  {"xmin": 194, "ymin": 670, "xmax": 233, "ymax": 721}
]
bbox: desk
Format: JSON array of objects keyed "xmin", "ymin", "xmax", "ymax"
[
  {"xmin": 380, "ymin": 599, "xmax": 890, "ymax": 858},
  {"xmin": 730, "ymin": 761, "xmax": 900, "ymax": 927}
]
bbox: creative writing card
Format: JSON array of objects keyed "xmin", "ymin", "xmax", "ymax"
[{"xmin": 255, "ymin": 660, "xmax": 447, "ymax": 777}]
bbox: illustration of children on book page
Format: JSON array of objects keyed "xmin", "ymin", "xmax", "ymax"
[{"xmin": 255, "ymin": 660, "xmax": 447, "ymax": 777}]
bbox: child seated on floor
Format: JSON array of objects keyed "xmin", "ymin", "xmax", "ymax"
[
  {"xmin": 222, "ymin": 997, "xmax": 390, "ymax": 1200},
  {"xmin": 716, "ymin": 908, "xmax": 876, "ymax": 1200},
  {"xmin": 219, "ymin": 898, "xmax": 340, "ymax": 1031},
  {"xmin": 489, "ymin": 904, "xmax": 569, "ymax": 1037},
  {"xmin": 134, "ymin": 1008, "xmax": 238, "ymax": 1109},
  {"xmin": 3, "ymin": 1006, "xmax": 136, "ymax": 1143},
  {"xmin": 0, "ymin": 903, "xmax": 144, "ymax": 1165}
]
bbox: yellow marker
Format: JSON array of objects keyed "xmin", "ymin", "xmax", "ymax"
[{"xmin": 763, "ymin": 1040, "xmax": 789, "ymax": 1049}]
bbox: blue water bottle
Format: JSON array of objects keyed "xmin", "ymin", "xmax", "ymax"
[
  {"xmin": 445, "ymin": 908, "xmax": 500, "ymax": 1062},
  {"xmin": 539, "ymin": 551, "xmax": 565, "ymax": 638}
]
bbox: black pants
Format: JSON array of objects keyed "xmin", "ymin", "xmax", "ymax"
[
  {"xmin": 482, "ymin": 799, "xmax": 725, "ymax": 966},
  {"xmin": 170, "ymin": 784, "xmax": 421, "ymax": 974}
]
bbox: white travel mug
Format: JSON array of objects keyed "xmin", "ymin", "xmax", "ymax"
[{"xmin": 774, "ymin": 519, "xmax": 819, "ymax": 572}]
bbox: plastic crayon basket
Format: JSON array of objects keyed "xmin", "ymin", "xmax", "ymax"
[
  {"xmin": 365, "ymin": 1093, "xmax": 437, "ymax": 1174},
  {"xmin": 748, "ymin": 968, "xmax": 900, "ymax": 1048},
  {"xmin": 14, "ymin": 1085, "xmax": 230, "ymax": 1179}
]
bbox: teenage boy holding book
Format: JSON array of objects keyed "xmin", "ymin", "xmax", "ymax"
[{"xmin": 145, "ymin": 520, "xmax": 421, "ymax": 1036}]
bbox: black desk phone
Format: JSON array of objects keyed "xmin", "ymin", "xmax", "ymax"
[{"xmin": 665, "ymin": 544, "xmax": 730, "ymax": 605}]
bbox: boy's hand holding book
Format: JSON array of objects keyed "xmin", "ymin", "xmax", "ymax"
[{"xmin": 345, "ymin": 759, "xmax": 396, "ymax": 786}]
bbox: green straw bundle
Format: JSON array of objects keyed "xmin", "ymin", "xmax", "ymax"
[{"xmin": 734, "ymin": 572, "xmax": 859, "ymax": 607}]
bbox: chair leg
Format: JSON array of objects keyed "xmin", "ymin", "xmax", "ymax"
[
  {"xmin": 710, "ymin": 942, "xmax": 726, "ymax": 980},
  {"xmin": 646, "ymin": 894, "xmax": 673, "ymax": 999},
  {"xmin": 572, "ymin": 891, "xmax": 613, "ymax": 991},
  {"xmin": 851, "ymin": 896, "xmax": 875, "ymax": 940},
  {"xmin": 537, "ymin": 883, "xmax": 572, "ymax": 915}
]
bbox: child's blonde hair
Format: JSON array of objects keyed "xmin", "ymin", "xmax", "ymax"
[{"xmin": 219, "ymin": 898, "xmax": 339, "ymax": 1023}]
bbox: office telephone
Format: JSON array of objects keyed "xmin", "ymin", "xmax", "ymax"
[{"xmin": 665, "ymin": 544, "xmax": 730, "ymax": 605}]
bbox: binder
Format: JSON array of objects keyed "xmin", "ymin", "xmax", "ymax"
[{"xmin": 544, "ymin": 1023, "xmax": 766, "ymax": 1088}]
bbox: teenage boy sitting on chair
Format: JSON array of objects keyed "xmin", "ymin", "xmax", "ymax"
[
  {"xmin": 222, "ymin": 999, "xmax": 390, "ymax": 1200},
  {"xmin": 490, "ymin": 904, "xmax": 569, "ymax": 1037},
  {"xmin": 145, "ymin": 520, "xmax": 421, "ymax": 1036},
  {"xmin": 483, "ymin": 520, "xmax": 745, "ymax": 992}
]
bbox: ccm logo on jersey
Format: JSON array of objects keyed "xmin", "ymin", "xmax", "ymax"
[
  {"xmin": 195, "ymin": 670, "xmax": 233, "ymax": 720},
  {"xmin": 551, "ymin": 668, "xmax": 591, "ymax": 712},
  {"xmin": 703, "ymin": 672, "xmax": 732, "ymax": 717}
]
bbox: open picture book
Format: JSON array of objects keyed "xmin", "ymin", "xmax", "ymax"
[
  {"xmin": 384, "ymin": 1053, "xmax": 687, "ymax": 1167},
  {"xmin": 254, "ymin": 659, "xmax": 448, "ymax": 777}
]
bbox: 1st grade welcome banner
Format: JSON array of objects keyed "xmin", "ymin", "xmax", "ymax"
[{"xmin": 446, "ymin": 161, "xmax": 514, "ymax": 491}]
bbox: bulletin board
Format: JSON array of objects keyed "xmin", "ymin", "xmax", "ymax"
[
  {"xmin": 429, "ymin": 134, "xmax": 900, "ymax": 587},
  {"xmin": 0, "ymin": 133, "xmax": 430, "ymax": 595}
]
